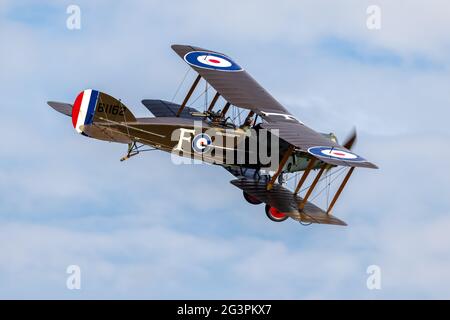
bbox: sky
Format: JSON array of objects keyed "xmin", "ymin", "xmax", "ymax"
[{"xmin": 0, "ymin": 0, "xmax": 450, "ymax": 299}]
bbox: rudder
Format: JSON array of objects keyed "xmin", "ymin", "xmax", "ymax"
[{"xmin": 72, "ymin": 89, "xmax": 136, "ymax": 134}]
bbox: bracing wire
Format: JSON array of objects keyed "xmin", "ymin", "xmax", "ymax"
[
  {"xmin": 310, "ymin": 167, "xmax": 347, "ymax": 202},
  {"xmin": 285, "ymin": 171, "xmax": 300, "ymax": 182},
  {"xmin": 285, "ymin": 166, "xmax": 346, "ymax": 195},
  {"xmin": 135, "ymin": 144, "xmax": 158, "ymax": 152},
  {"xmin": 188, "ymin": 84, "xmax": 212, "ymax": 107},
  {"xmin": 326, "ymin": 170, "xmax": 331, "ymax": 208},
  {"xmin": 231, "ymin": 107, "xmax": 245, "ymax": 124},
  {"xmin": 204, "ymin": 81, "xmax": 208, "ymax": 112},
  {"xmin": 171, "ymin": 68, "xmax": 191, "ymax": 102}
]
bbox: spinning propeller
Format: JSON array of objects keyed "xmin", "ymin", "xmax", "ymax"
[{"xmin": 324, "ymin": 128, "xmax": 357, "ymax": 172}]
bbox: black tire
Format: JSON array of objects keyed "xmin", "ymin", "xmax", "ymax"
[
  {"xmin": 265, "ymin": 204, "xmax": 289, "ymax": 222},
  {"xmin": 243, "ymin": 191, "xmax": 262, "ymax": 205}
]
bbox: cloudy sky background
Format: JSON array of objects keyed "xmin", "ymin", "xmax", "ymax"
[{"xmin": 1, "ymin": 0, "xmax": 450, "ymax": 299}]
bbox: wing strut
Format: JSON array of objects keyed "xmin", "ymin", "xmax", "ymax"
[
  {"xmin": 298, "ymin": 164, "xmax": 327, "ymax": 210},
  {"xmin": 243, "ymin": 111, "xmax": 255, "ymax": 125},
  {"xmin": 207, "ymin": 92, "xmax": 220, "ymax": 112},
  {"xmin": 326, "ymin": 167, "xmax": 355, "ymax": 214},
  {"xmin": 267, "ymin": 145, "xmax": 295, "ymax": 190},
  {"xmin": 220, "ymin": 102, "xmax": 231, "ymax": 117},
  {"xmin": 294, "ymin": 158, "xmax": 317, "ymax": 194},
  {"xmin": 176, "ymin": 74, "xmax": 202, "ymax": 117}
]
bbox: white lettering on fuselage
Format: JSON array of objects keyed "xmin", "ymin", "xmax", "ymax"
[{"xmin": 174, "ymin": 128, "xmax": 195, "ymax": 151}]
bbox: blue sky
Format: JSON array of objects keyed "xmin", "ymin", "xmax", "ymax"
[{"xmin": 1, "ymin": 0, "xmax": 450, "ymax": 299}]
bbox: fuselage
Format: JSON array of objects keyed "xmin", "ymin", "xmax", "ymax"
[{"xmin": 84, "ymin": 116, "xmax": 333, "ymax": 173}]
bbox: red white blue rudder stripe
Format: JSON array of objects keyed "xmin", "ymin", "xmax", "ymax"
[{"xmin": 72, "ymin": 89, "xmax": 99, "ymax": 133}]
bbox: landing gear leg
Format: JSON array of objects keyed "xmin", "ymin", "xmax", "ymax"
[{"xmin": 120, "ymin": 142, "xmax": 139, "ymax": 162}]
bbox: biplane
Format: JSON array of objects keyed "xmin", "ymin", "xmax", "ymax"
[{"xmin": 48, "ymin": 44, "xmax": 377, "ymax": 226}]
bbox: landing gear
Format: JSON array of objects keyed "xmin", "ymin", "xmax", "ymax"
[
  {"xmin": 243, "ymin": 191, "xmax": 262, "ymax": 205},
  {"xmin": 120, "ymin": 142, "xmax": 157, "ymax": 162},
  {"xmin": 265, "ymin": 204, "xmax": 289, "ymax": 222},
  {"xmin": 120, "ymin": 142, "xmax": 139, "ymax": 162}
]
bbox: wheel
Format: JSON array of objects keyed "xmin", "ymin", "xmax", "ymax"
[
  {"xmin": 265, "ymin": 204, "xmax": 289, "ymax": 222},
  {"xmin": 243, "ymin": 191, "xmax": 262, "ymax": 205}
]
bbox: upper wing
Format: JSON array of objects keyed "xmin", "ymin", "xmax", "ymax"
[
  {"xmin": 172, "ymin": 44, "xmax": 377, "ymax": 169},
  {"xmin": 172, "ymin": 44, "xmax": 291, "ymax": 118}
]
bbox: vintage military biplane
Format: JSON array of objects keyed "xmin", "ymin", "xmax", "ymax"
[{"xmin": 48, "ymin": 44, "xmax": 377, "ymax": 226}]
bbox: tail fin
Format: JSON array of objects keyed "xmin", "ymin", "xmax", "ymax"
[{"xmin": 72, "ymin": 89, "xmax": 136, "ymax": 134}]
